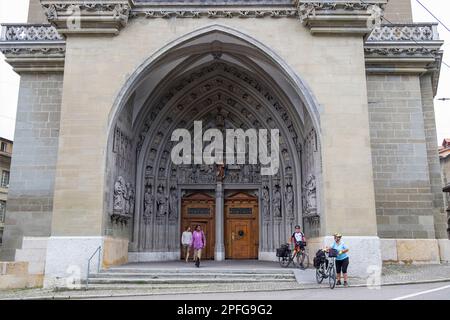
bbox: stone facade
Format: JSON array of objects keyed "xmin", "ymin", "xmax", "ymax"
[{"xmin": 0, "ymin": 0, "xmax": 448, "ymax": 287}]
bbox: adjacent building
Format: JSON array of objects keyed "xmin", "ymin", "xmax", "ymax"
[
  {"xmin": 0, "ymin": 138, "xmax": 13, "ymax": 246},
  {"xmin": 439, "ymin": 139, "xmax": 450, "ymax": 237},
  {"xmin": 0, "ymin": 0, "xmax": 449, "ymax": 288}
]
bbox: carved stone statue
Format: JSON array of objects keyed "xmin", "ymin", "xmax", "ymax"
[
  {"xmin": 129, "ymin": 186, "xmax": 135, "ymax": 216},
  {"xmin": 169, "ymin": 187, "xmax": 178, "ymax": 220},
  {"xmin": 113, "ymin": 176, "xmax": 126, "ymax": 213},
  {"xmin": 273, "ymin": 185, "xmax": 282, "ymax": 218},
  {"xmin": 156, "ymin": 185, "xmax": 167, "ymax": 217},
  {"xmin": 262, "ymin": 186, "xmax": 270, "ymax": 219},
  {"xmin": 124, "ymin": 182, "xmax": 131, "ymax": 215},
  {"xmin": 112, "ymin": 176, "xmax": 133, "ymax": 224},
  {"xmin": 143, "ymin": 185, "xmax": 153, "ymax": 224},
  {"xmin": 285, "ymin": 184, "xmax": 294, "ymax": 218},
  {"xmin": 304, "ymin": 174, "xmax": 317, "ymax": 214}
]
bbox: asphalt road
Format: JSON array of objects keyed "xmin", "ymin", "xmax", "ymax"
[{"xmin": 93, "ymin": 281, "xmax": 450, "ymax": 300}]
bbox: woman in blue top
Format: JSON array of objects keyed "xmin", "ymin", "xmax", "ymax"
[{"xmin": 331, "ymin": 233, "xmax": 349, "ymax": 287}]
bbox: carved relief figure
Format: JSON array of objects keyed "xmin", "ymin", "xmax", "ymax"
[
  {"xmin": 285, "ymin": 184, "xmax": 294, "ymax": 218},
  {"xmin": 143, "ymin": 185, "xmax": 153, "ymax": 224},
  {"xmin": 273, "ymin": 185, "xmax": 282, "ymax": 218}
]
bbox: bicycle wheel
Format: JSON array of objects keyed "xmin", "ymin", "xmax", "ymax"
[
  {"xmin": 328, "ymin": 262, "xmax": 336, "ymax": 289},
  {"xmin": 278, "ymin": 256, "xmax": 290, "ymax": 268},
  {"xmin": 316, "ymin": 266, "xmax": 324, "ymax": 284},
  {"xmin": 302, "ymin": 252, "xmax": 310, "ymax": 269},
  {"xmin": 294, "ymin": 252, "xmax": 305, "ymax": 269}
]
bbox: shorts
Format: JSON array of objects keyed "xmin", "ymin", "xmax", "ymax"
[{"xmin": 336, "ymin": 257, "xmax": 349, "ymax": 274}]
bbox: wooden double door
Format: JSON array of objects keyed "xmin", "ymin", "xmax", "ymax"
[
  {"xmin": 224, "ymin": 192, "xmax": 259, "ymax": 259},
  {"xmin": 181, "ymin": 191, "xmax": 259, "ymax": 260},
  {"xmin": 180, "ymin": 193, "xmax": 215, "ymax": 260}
]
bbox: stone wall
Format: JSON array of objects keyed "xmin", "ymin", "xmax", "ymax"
[
  {"xmin": 0, "ymin": 74, "xmax": 63, "ymax": 260},
  {"xmin": 367, "ymin": 74, "xmax": 436, "ymax": 239},
  {"xmin": 384, "ymin": 0, "xmax": 413, "ymax": 23}
]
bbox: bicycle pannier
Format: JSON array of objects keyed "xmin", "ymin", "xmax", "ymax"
[
  {"xmin": 276, "ymin": 244, "xmax": 290, "ymax": 257},
  {"xmin": 313, "ymin": 250, "xmax": 325, "ymax": 268}
]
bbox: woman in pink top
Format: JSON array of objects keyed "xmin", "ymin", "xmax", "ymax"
[{"xmin": 191, "ymin": 225, "xmax": 206, "ymax": 268}]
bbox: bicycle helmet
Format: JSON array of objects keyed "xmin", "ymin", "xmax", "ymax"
[
  {"xmin": 333, "ymin": 233, "xmax": 342, "ymax": 238},
  {"xmin": 295, "ymin": 225, "xmax": 301, "ymax": 229}
]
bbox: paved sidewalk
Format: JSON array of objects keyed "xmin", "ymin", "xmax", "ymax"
[{"xmin": 0, "ymin": 263, "xmax": 449, "ymax": 300}]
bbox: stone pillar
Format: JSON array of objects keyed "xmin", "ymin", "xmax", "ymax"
[{"xmin": 215, "ymin": 182, "xmax": 225, "ymax": 261}]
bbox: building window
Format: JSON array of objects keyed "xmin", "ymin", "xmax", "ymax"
[
  {"xmin": 0, "ymin": 142, "xmax": 6, "ymax": 152},
  {"xmin": 0, "ymin": 200, "xmax": 5, "ymax": 223},
  {"xmin": 1, "ymin": 171, "xmax": 9, "ymax": 188}
]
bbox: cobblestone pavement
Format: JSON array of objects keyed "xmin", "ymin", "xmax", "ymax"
[{"xmin": 0, "ymin": 263, "xmax": 448, "ymax": 300}]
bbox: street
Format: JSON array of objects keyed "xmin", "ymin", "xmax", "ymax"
[{"xmin": 92, "ymin": 281, "xmax": 450, "ymax": 300}]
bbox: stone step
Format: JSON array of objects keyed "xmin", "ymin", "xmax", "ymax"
[
  {"xmin": 103, "ymin": 268, "xmax": 294, "ymax": 274},
  {"xmin": 87, "ymin": 277, "xmax": 295, "ymax": 285},
  {"xmin": 90, "ymin": 272, "xmax": 295, "ymax": 280}
]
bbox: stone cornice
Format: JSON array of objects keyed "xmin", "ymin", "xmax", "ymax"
[
  {"xmin": 364, "ymin": 23, "xmax": 443, "ymax": 96},
  {"xmin": 0, "ymin": 24, "xmax": 65, "ymax": 73},
  {"xmin": 40, "ymin": 0, "xmax": 131, "ymax": 35},
  {"xmin": 38, "ymin": 1, "xmax": 390, "ymax": 36},
  {"xmin": 295, "ymin": 0, "xmax": 388, "ymax": 35}
]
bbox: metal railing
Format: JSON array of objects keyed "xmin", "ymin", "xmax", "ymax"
[{"xmin": 86, "ymin": 246, "xmax": 102, "ymax": 289}]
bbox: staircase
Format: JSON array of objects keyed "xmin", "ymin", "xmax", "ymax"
[{"xmin": 86, "ymin": 266, "xmax": 296, "ymax": 290}]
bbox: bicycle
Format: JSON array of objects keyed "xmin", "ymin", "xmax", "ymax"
[
  {"xmin": 315, "ymin": 249, "xmax": 337, "ymax": 289},
  {"xmin": 277, "ymin": 243, "xmax": 310, "ymax": 269}
]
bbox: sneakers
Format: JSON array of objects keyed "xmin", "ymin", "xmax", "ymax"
[
  {"xmin": 195, "ymin": 257, "xmax": 200, "ymax": 268},
  {"xmin": 336, "ymin": 280, "xmax": 342, "ymax": 286},
  {"xmin": 344, "ymin": 281, "xmax": 348, "ymax": 287}
]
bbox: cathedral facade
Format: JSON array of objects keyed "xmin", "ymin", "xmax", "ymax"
[{"xmin": 0, "ymin": 0, "xmax": 448, "ymax": 287}]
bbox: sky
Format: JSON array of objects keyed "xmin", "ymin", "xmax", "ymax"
[{"xmin": 0, "ymin": 0, "xmax": 449, "ymax": 143}]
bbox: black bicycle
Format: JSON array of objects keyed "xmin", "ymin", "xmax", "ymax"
[
  {"xmin": 277, "ymin": 243, "xmax": 309, "ymax": 269},
  {"xmin": 315, "ymin": 249, "xmax": 337, "ymax": 289}
]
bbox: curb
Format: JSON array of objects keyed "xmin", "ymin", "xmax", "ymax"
[{"xmin": 2, "ymin": 278, "xmax": 450, "ymax": 300}]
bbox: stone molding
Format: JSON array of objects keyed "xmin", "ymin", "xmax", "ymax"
[
  {"xmin": 364, "ymin": 23, "xmax": 443, "ymax": 95},
  {"xmin": 0, "ymin": 24, "xmax": 65, "ymax": 73},
  {"xmin": 40, "ymin": 0, "xmax": 131, "ymax": 35}
]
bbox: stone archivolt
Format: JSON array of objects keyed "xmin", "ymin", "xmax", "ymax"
[{"xmin": 131, "ymin": 59, "xmax": 313, "ymax": 251}]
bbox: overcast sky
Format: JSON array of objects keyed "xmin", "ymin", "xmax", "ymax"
[{"xmin": 0, "ymin": 0, "xmax": 449, "ymax": 143}]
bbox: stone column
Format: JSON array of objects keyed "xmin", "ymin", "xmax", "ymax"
[{"xmin": 215, "ymin": 182, "xmax": 225, "ymax": 261}]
